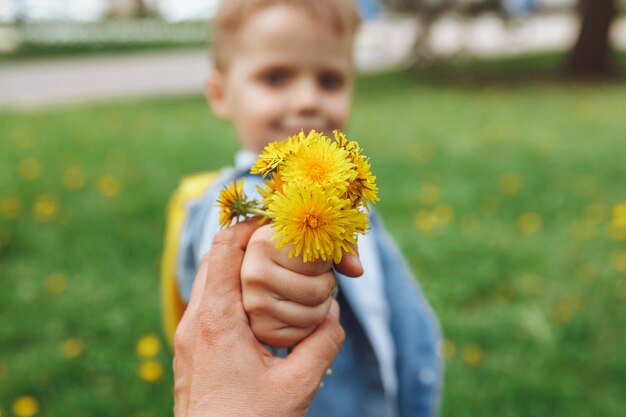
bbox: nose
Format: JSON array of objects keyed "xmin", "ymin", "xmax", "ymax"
[{"xmin": 291, "ymin": 77, "xmax": 321, "ymax": 116}]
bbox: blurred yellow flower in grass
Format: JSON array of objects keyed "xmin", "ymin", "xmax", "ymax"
[
  {"xmin": 138, "ymin": 360, "xmax": 163, "ymax": 383},
  {"xmin": 459, "ymin": 215, "xmax": 481, "ymax": 235},
  {"xmin": 12, "ymin": 396, "xmax": 39, "ymax": 417},
  {"xmin": 517, "ymin": 212, "xmax": 542, "ymax": 235},
  {"xmin": 610, "ymin": 202, "xmax": 626, "ymax": 240},
  {"xmin": 418, "ymin": 184, "xmax": 440, "ymax": 206},
  {"xmin": 576, "ymin": 263, "xmax": 597, "ymax": 284},
  {"xmin": 136, "ymin": 334, "xmax": 161, "ymax": 359},
  {"xmin": 44, "ymin": 272, "xmax": 68, "ymax": 294},
  {"xmin": 0, "ymin": 196, "xmax": 22, "ymax": 220},
  {"xmin": 615, "ymin": 281, "xmax": 626, "ymax": 301},
  {"xmin": 414, "ymin": 205, "xmax": 454, "ymax": 234},
  {"xmin": 498, "ymin": 172, "xmax": 522, "ymax": 195},
  {"xmin": 570, "ymin": 221, "xmax": 597, "ymax": 241},
  {"xmin": 611, "ymin": 251, "xmax": 626, "ymax": 274},
  {"xmin": 434, "ymin": 204, "xmax": 454, "ymax": 226},
  {"xmin": 0, "ymin": 231, "xmax": 12, "ymax": 249},
  {"xmin": 97, "ymin": 175, "xmax": 121, "ymax": 197},
  {"xmin": 412, "ymin": 142, "xmax": 435, "ymax": 164},
  {"xmin": 60, "ymin": 338, "xmax": 84, "ymax": 359},
  {"xmin": 584, "ymin": 202, "xmax": 605, "ymax": 224},
  {"xmin": 550, "ymin": 294, "xmax": 583, "ymax": 325},
  {"xmin": 612, "ymin": 202, "xmax": 626, "ymax": 226},
  {"xmin": 461, "ymin": 344, "xmax": 483, "ymax": 367},
  {"xmin": 17, "ymin": 158, "xmax": 41, "ymax": 181},
  {"xmin": 441, "ymin": 339, "xmax": 456, "ymax": 360},
  {"xmin": 62, "ymin": 167, "xmax": 86, "ymax": 191},
  {"xmin": 414, "ymin": 210, "xmax": 439, "ymax": 234},
  {"xmin": 32, "ymin": 194, "xmax": 58, "ymax": 222}
]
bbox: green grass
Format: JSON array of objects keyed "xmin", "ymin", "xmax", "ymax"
[{"xmin": 1, "ymin": 71, "xmax": 625, "ymax": 417}]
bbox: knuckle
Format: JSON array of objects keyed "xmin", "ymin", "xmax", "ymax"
[{"xmin": 211, "ymin": 227, "xmax": 237, "ymax": 248}]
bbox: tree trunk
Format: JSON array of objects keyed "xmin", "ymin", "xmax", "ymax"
[{"xmin": 566, "ymin": 0, "xmax": 616, "ymax": 76}]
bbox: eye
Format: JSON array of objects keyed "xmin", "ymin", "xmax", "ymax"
[
  {"xmin": 261, "ymin": 68, "xmax": 290, "ymax": 87},
  {"xmin": 319, "ymin": 72, "xmax": 345, "ymax": 91}
]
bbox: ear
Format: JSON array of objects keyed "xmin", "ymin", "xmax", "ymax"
[{"xmin": 205, "ymin": 70, "xmax": 230, "ymax": 120}]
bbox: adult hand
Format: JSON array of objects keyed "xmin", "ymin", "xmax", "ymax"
[{"xmin": 173, "ymin": 220, "xmax": 345, "ymax": 417}]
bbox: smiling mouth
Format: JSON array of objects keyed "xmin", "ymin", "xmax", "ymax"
[{"xmin": 279, "ymin": 119, "xmax": 329, "ymax": 135}]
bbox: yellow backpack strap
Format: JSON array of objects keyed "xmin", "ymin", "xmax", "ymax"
[{"xmin": 161, "ymin": 171, "xmax": 220, "ymax": 349}]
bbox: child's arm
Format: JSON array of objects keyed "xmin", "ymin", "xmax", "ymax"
[{"xmin": 241, "ymin": 225, "xmax": 363, "ymax": 348}]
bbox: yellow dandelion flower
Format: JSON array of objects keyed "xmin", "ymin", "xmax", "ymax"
[
  {"xmin": 280, "ymin": 132, "xmax": 355, "ymax": 193},
  {"xmin": 434, "ymin": 204, "xmax": 455, "ymax": 226},
  {"xmin": 32, "ymin": 194, "xmax": 58, "ymax": 222},
  {"xmin": 136, "ymin": 334, "xmax": 161, "ymax": 359},
  {"xmin": 612, "ymin": 251, "xmax": 626, "ymax": 274},
  {"xmin": 441, "ymin": 339, "xmax": 456, "ymax": 360},
  {"xmin": 498, "ymin": 172, "xmax": 522, "ymax": 195},
  {"xmin": 44, "ymin": 272, "xmax": 68, "ymax": 294},
  {"xmin": 62, "ymin": 167, "xmax": 86, "ymax": 191},
  {"xmin": 17, "ymin": 157, "xmax": 41, "ymax": 181},
  {"xmin": 97, "ymin": 175, "xmax": 121, "ymax": 197},
  {"xmin": 268, "ymin": 183, "xmax": 368, "ymax": 263},
  {"xmin": 12, "ymin": 396, "xmax": 39, "ymax": 417},
  {"xmin": 583, "ymin": 202, "xmax": 605, "ymax": 224},
  {"xmin": 615, "ymin": 281, "xmax": 626, "ymax": 301},
  {"xmin": 419, "ymin": 184, "xmax": 440, "ymax": 206},
  {"xmin": 461, "ymin": 344, "xmax": 483, "ymax": 367},
  {"xmin": 550, "ymin": 295, "xmax": 583, "ymax": 325},
  {"xmin": 346, "ymin": 154, "xmax": 379, "ymax": 209},
  {"xmin": 256, "ymin": 173, "xmax": 286, "ymax": 209},
  {"xmin": 517, "ymin": 212, "xmax": 542, "ymax": 235},
  {"xmin": 412, "ymin": 142, "xmax": 436, "ymax": 164},
  {"xmin": 575, "ymin": 263, "xmax": 596, "ymax": 284},
  {"xmin": 459, "ymin": 215, "xmax": 481, "ymax": 235},
  {"xmin": 60, "ymin": 338, "xmax": 84, "ymax": 359},
  {"xmin": 0, "ymin": 196, "xmax": 23, "ymax": 220},
  {"xmin": 413, "ymin": 210, "xmax": 439, "ymax": 234},
  {"xmin": 138, "ymin": 360, "xmax": 163, "ymax": 383},
  {"xmin": 216, "ymin": 178, "xmax": 253, "ymax": 228},
  {"xmin": 251, "ymin": 133, "xmax": 302, "ymax": 177},
  {"xmin": 612, "ymin": 202, "xmax": 626, "ymax": 228},
  {"xmin": 333, "ymin": 129, "xmax": 362, "ymax": 158}
]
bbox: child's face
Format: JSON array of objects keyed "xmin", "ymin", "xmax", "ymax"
[{"xmin": 207, "ymin": 4, "xmax": 354, "ymax": 152}]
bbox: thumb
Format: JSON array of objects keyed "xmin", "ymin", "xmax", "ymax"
[
  {"xmin": 193, "ymin": 219, "xmax": 262, "ymax": 311},
  {"xmin": 278, "ymin": 300, "xmax": 345, "ymax": 388},
  {"xmin": 334, "ymin": 244, "xmax": 363, "ymax": 278}
]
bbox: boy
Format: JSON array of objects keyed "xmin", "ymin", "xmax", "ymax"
[{"xmin": 162, "ymin": 1, "xmax": 442, "ymax": 416}]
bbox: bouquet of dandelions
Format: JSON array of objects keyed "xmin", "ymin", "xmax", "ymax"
[{"xmin": 216, "ymin": 129, "xmax": 379, "ymax": 263}]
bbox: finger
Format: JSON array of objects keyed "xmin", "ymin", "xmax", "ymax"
[
  {"xmin": 334, "ymin": 244, "xmax": 363, "ymax": 278},
  {"xmin": 242, "ymin": 249, "xmax": 337, "ymax": 307},
  {"xmin": 251, "ymin": 225, "xmax": 332, "ymax": 276},
  {"xmin": 199, "ymin": 220, "xmax": 262, "ymax": 310},
  {"xmin": 247, "ymin": 296, "xmax": 333, "ymax": 330},
  {"xmin": 249, "ymin": 317, "xmax": 316, "ymax": 347},
  {"xmin": 277, "ymin": 300, "xmax": 345, "ymax": 389}
]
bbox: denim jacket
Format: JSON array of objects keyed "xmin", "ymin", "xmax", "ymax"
[{"xmin": 176, "ymin": 167, "xmax": 443, "ymax": 417}]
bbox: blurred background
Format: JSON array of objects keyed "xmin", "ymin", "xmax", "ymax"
[{"xmin": 1, "ymin": 1, "xmax": 625, "ymax": 416}]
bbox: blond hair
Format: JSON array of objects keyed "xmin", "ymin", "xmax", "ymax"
[{"xmin": 212, "ymin": 0, "xmax": 361, "ymax": 71}]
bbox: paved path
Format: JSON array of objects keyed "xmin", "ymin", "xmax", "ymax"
[{"xmin": 1, "ymin": 15, "xmax": 625, "ymax": 109}]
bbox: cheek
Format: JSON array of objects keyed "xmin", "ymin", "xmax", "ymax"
[
  {"xmin": 240, "ymin": 89, "xmax": 286, "ymax": 123},
  {"xmin": 326, "ymin": 93, "xmax": 352, "ymax": 128}
]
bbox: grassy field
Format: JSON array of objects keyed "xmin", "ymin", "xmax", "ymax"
[{"xmin": 1, "ymin": 70, "xmax": 625, "ymax": 417}]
